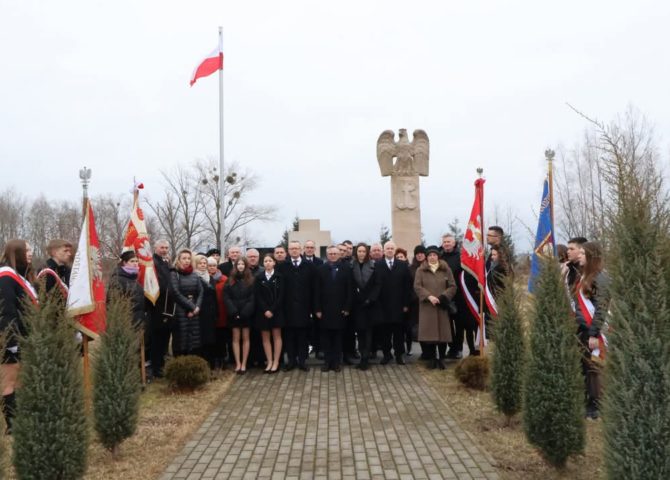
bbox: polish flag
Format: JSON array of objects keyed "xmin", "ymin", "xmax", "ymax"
[
  {"xmin": 190, "ymin": 39, "xmax": 223, "ymax": 86},
  {"xmin": 67, "ymin": 200, "xmax": 106, "ymax": 339}
]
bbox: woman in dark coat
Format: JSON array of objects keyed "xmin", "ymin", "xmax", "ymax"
[
  {"xmin": 224, "ymin": 257, "xmax": 255, "ymax": 374},
  {"xmin": 573, "ymin": 241, "xmax": 610, "ymax": 420},
  {"xmin": 108, "ymin": 251, "xmax": 146, "ymax": 329},
  {"xmin": 194, "ymin": 254, "xmax": 218, "ymax": 370},
  {"xmin": 0, "ymin": 239, "xmax": 36, "ymax": 433},
  {"xmin": 351, "ymin": 243, "xmax": 380, "ymax": 370},
  {"xmin": 486, "ymin": 245, "xmax": 509, "ymax": 300},
  {"xmin": 169, "ymin": 249, "xmax": 203, "ymax": 357},
  {"xmin": 255, "ymin": 254, "xmax": 284, "ymax": 373}
]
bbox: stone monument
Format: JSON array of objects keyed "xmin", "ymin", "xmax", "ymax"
[
  {"xmin": 377, "ymin": 129, "xmax": 429, "ymax": 254},
  {"xmin": 288, "ymin": 219, "xmax": 332, "ymax": 258}
]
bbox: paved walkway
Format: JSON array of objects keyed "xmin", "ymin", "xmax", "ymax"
[{"xmin": 161, "ymin": 362, "xmax": 498, "ymax": 480}]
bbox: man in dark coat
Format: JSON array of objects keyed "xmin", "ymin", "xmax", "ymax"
[
  {"xmin": 40, "ymin": 239, "xmax": 72, "ymax": 295},
  {"xmin": 315, "ymin": 246, "xmax": 352, "ymax": 372},
  {"xmin": 280, "ymin": 240, "xmax": 316, "ymax": 371},
  {"xmin": 218, "ymin": 246, "xmax": 242, "ymax": 276},
  {"xmin": 303, "ymin": 240, "xmax": 324, "ymax": 265},
  {"xmin": 376, "ymin": 241, "xmax": 412, "ymax": 365},
  {"xmin": 245, "ymin": 248, "xmax": 264, "ymax": 367},
  {"xmin": 302, "ymin": 240, "xmax": 323, "ymax": 359},
  {"xmin": 440, "ymin": 234, "xmax": 466, "ymax": 359},
  {"xmin": 149, "ymin": 239, "xmax": 173, "ymax": 377}
]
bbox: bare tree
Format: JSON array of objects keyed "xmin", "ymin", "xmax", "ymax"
[
  {"xmin": 147, "ymin": 189, "xmax": 186, "ymax": 255},
  {"xmin": 26, "ymin": 195, "xmax": 56, "ymax": 259},
  {"xmin": 0, "ymin": 188, "xmax": 27, "ymax": 248},
  {"xmin": 194, "ymin": 158, "xmax": 276, "ymax": 250},
  {"xmin": 92, "ymin": 194, "xmax": 130, "ymax": 258},
  {"xmin": 160, "ymin": 165, "xmax": 206, "ymax": 250}
]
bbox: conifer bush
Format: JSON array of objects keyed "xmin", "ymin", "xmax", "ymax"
[
  {"xmin": 164, "ymin": 355, "xmax": 210, "ymax": 392},
  {"xmin": 454, "ymin": 356, "xmax": 490, "ymax": 390},
  {"xmin": 598, "ymin": 118, "xmax": 670, "ymax": 479},
  {"xmin": 491, "ymin": 276, "xmax": 525, "ymax": 421},
  {"xmin": 523, "ymin": 258, "xmax": 584, "ymax": 468},
  {"xmin": 93, "ymin": 292, "xmax": 141, "ymax": 459},
  {"xmin": 13, "ymin": 292, "xmax": 88, "ymax": 480}
]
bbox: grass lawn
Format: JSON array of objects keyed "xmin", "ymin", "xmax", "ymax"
[{"xmin": 420, "ymin": 361, "xmax": 605, "ymax": 480}]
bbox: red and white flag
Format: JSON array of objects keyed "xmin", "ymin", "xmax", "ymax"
[
  {"xmin": 190, "ymin": 38, "xmax": 223, "ymax": 86},
  {"xmin": 67, "ymin": 200, "xmax": 106, "ymax": 339},
  {"xmin": 460, "ymin": 177, "xmax": 487, "ymax": 346},
  {"xmin": 461, "ymin": 178, "xmax": 486, "ymax": 288},
  {"xmin": 122, "ymin": 187, "xmax": 160, "ymax": 305}
]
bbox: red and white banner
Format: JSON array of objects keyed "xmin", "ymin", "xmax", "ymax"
[
  {"xmin": 461, "ymin": 178, "xmax": 486, "ymax": 288},
  {"xmin": 190, "ymin": 39, "xmax": 223, "ymax": 86},
  {"xmin": 66, "ymin": 200, "xmax": 106, "ymax": 339},
  {"xmin": 122, "ymin": 191, "xmax": 160, "ymax": 304}
]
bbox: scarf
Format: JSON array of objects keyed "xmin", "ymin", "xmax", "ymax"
[
  {"xmin": 429, "ymin": 262, "xmax": 439, "ymax": 273},
  {"xmin": 352, "ymin": 261, "xmax": 374, "ymax": 288},
  {"xmin": 122, "ymin": 265, "xmax": 139, "ymax": 276},
  {"xmin": 195, "ymin": 269, "xmax": 210, "ymax": 283},
  {"xmin": 178, "ymin": 265, "xmax": 193, "ymax": 275},
  {"xmin": 211, "ymin": 271, "xmax": 222, "ymax": 281}
]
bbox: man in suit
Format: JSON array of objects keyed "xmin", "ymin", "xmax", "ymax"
[
  {"xmin": 302, "ymin": 240, "xmax": 324, "ymax": 358},
  {"xmin": 149, "ymin": 239, "xmax": 174, "ymax": 377},
  {"xmin": 219, "ymin": 246, "xmax": 241, "ymax": 276},
  {"xmin": 303, "ymin": 240, "xmax": 323, "ymax": 265},
  {"xmin": 376, "ymin": 241, "xmax": 412, "ymax": 365},
  {"xmin": 281, "ymin": 240, "xmax": 315, "ymax": 371},
  {"xmin": 315, "ymin": 246, "xmax": 352, "ymax": 372}
]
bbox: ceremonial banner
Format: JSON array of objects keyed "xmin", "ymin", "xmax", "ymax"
[
  {"xmin": 67, "ymin": 201, "xmax": 106, "ymax": 338},
  {"xmin": 122, "ymin": 193, "xmax": 160, "ymax": 304},
  {"xmin": 461, "ymin": 178, "xmax": 486, "ymax": 288},
  {"xmin": 528, "ymin": 176, "xmax": 556, "ymax": 293},
  {"xmin": 461, "ymin": 177, "xmax": 487, "ymax": 348}
]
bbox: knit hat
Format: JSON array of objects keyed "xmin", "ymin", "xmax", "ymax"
[
  {"xmin": 425, "ymin": 245, "xmax": 440, "ymax": 256},
  {"xmin": 413, "ymin": 245, "xmax": 427, "ymax": 256}
]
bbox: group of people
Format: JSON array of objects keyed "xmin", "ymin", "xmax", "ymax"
[{"xmin": 0, "ymin": 225, "xmax": 605, "ymax": 434}]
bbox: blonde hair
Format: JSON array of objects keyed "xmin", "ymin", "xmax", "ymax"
[
  {"xmin": 193, "ymin": 254, "xmax": 208, "ymax": 269},
  {"xmin": 172, "ymin": 248, "xmax": 193, "ymax": 269}
]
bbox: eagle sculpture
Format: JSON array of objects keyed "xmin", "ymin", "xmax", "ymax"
[{"xmin": 377, "ymin": 129, "xmax": 429, "ymax": 177}]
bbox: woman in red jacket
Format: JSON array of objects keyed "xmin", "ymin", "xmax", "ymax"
[{"xmin": 208, "ymin": 256, "xmax": 228, "ymax": 370}]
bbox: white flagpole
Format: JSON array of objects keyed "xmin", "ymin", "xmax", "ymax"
[{"xmin": 218, "ymin": 26, "xmax": 225, "ymax": 251}]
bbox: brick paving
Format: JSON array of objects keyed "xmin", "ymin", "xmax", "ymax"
[{"xmin": 160, "ymin": 360, "xmax": 499, "ymax": 480}]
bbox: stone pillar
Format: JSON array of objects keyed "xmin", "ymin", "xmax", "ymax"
[{"xmin": 390, "ymin": 175, "xmax": 422, "ymax": 252}]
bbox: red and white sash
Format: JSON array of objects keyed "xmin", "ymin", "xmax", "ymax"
[
  {"xmin": 576, "ymin": 284, "xmax": 607, "ymax": 359},
  {"xmin": 0, "ymin": 266, "xmax": 38, "ymax": 304},
  {"xmin": 460, "ymin": 271, "xmax": 487, "ymax": 346},
  {"xmin": 485, "ymin": 282, "xmax": 498, "ymax": 318},
  {"xmin": 37, "ymin": 268, "xmax": 69, "ymax": 298}
]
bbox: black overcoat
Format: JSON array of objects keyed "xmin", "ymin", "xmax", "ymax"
[
  {"xmin": 351, "ymin": 260, "xmax": 381, "ymax": 330},
  {"xmin": 108, "ymin": 267, "xmax": 146, "ymax": 329},
  {"xmin": 254, "ymin": 270, "xmax": 285, "ymax": 330},
  {"xmin": 278, "ymin": 260, "xmax": 315, "ymax": 328},
  {"xmin": 199, "ymin": 277, "xmax": 218, "ymax": 345},
  {"xmin": 314, "ymin": 261, "xmax": 352, "ymax": 330},
  {"xmin": 376, "ymin": 258, "xmax": 412, "ymax": 325},
  {"xmin": 224, "ymin": 278, "xmax": 255, "ymax": 328},
  {"xmin": 169, "ymin": 270, "xmax": 204, "ymax": 353}
]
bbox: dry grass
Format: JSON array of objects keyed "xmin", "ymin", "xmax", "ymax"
[
  {"xmin": 83, "ymin": 370, "xmax": 234, "ymax": 480},
  {"xmin": 420, "ymin": 362, "xmax": 605, "ymax": 480},
  {"xmin": 4, "ymin": 370, "xmax": 234, "ymax": 480}
]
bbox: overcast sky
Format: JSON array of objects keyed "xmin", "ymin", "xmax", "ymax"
[{"xmin": 1, "ymin": 0, "xmax": 669, "ymax": 250}]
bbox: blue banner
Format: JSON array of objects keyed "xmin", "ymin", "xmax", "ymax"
[{"xmin": 528, "ymin": 177, "xmax": 556, "ymax": 293}]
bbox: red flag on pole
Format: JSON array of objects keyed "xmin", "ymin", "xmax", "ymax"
[
  {"xmin": 190, "ymin": 39, "xmax": 223, "ymax": 86},
  {"xmin": 461, "ymin": 176, "xmax": 487, "ymax": 350},
  {"xmin": 122, "ymin": 188, "xmax": 160, "ymax": 305},
  {"xmin": 461, "ymin": 177, "xmax": 486, "ymax": 287},
  {"xmin": 67, "ymin": 200, "xmax": 106, "ymax": 338}
]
